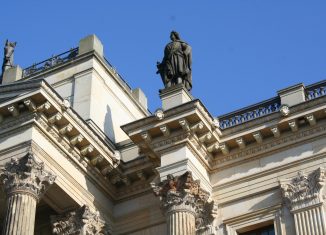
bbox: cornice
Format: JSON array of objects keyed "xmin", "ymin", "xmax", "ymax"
[
  {"xmin": 34, "ymin": 116, "xmax": 116, "ymax": 197},
  {"xmin": 0, "ymin": 80, "xmax": 120, "ymax": 170},
  {"xmin": 212, "ymin": 120, "xmax": 326, "ymax": 171},
  {"xmin": 39, "ymin": 81, "xmax": 119, "ymax": 163}
]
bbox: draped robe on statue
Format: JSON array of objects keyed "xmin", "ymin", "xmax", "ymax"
[{"xmin": 159, "ymin": 40, "xmax": 192, "ymax": 91}]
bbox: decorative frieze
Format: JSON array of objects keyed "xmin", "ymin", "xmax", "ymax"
[
  {"xmin": 51, "ymin": 205, "xmax": 109, "ymax": 235},
  {"xmin": 151, "ymin": 171, "xmax": 216, "ymax": 234},
  {"xmin": 214, "ymin": 124, "xmax": 326, "ymax": 168}
]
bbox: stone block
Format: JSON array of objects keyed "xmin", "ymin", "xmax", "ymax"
[
  {"xmin": 132, "ymin": 88, "xmax": 148, "ymax": 110},
  {"xmin": 78, "ymin": 34, "xmax": 104, "ymax": 57},
  {"xmin": 159, "ymin": 84, "xmax": 193, "ymax": 110},
  {"xmin": 278, "ymin": 83, "xmax": 305, "ymax": 106},
  {"xmin": 2, "ymin": 66, "xmax": 22, "ymax": 84}
]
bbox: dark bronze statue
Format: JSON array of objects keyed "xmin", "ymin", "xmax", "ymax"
[
  {"xmin": 157, "ymin": 31, "xmax": 192, "ymax": 91},
  {"xmin": 1, "ymin": 40, "xmax": 17, "ymax": 82}
]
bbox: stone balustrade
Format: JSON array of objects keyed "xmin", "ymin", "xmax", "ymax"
[
  {"xmin": 219, "ymin": 99, "xmax": 280, "ymax": 129},
  {"xmin": 306, "ymin": 81, "xmax": 326, "ymax": 101}
]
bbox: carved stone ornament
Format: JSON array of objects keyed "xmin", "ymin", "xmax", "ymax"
[
  {"xmin": 280, "ymin": 104, "xmax": 290, "ymax": 117},
  {"xmin": 51, "ymin": 205, "xmax": 109, "ymax": 235},
  {"xmin": 1, "ymin": 152, "xmax": 56, "ymax": 199},
  {"xmin": 151, "ymin": 171, "xmax": 217, "ymax": 230},
  {"xmin": 280, "ymin": 167, "xmax": 326, "ymax": 211}
]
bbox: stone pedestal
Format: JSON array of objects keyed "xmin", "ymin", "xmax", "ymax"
[
  {"xmin": 277, "ymin": 83, "xmax": 305, "ymax": 106},
  {"xmin": 78, "ymin": 34, "xmax": 104, "ymax": 57},
  {"xmin": 1, "ymin": 153, "xmax": 56, "ymax": 235},
  {"xmin": 152, "ymin": 171, "xmax": 217, "ymax": 235},
  {"xmin": 159, "ymin": 84, "xmax": 193, "ymax": 110},
  {"xmin": 2, "ymin": 65, "xmax": 22, "ymax": 85},
  {"xmin": 280, "ymin": 168, "xmax": 326, "ymax": 235}
]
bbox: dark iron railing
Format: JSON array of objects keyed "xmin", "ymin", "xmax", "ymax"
[
  {"xmin": 22, "ymin": 48, "xmax": 79, "ymax": 78},
  {"xmin": 103, "ymin": 57, "xmax": 132, "ymax": 91},
  {"xmin": 305, "ymin": 80, "xmax": 326, "ymax": 101},
  {"xmin": 21, "ymin": 46, "xmax": 133, "ymax": 94},
  {"xmin": 218, "ymin": 97, "xmax": 281, "ymax": 129}
]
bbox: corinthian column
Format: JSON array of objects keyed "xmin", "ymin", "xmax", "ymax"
[
  {"xmin": 152, "ymin": 171, "xmax": 217, "ymax": 235},
  {"xmin": 1, "ymin": 153, "xmax": 56, "ymax": 235},
  {"xmin": 51, "ymin": 205, "xmax": 109, "ymax": 234},
  {"xmin": 280, "ymin": 168, "xmax": 326, "ymax": 235}
]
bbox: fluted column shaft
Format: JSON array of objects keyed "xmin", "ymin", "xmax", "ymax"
[
  {"xmin": 167, "ymin": 208, "xmax": 196, "ymax": 235},
  {"xmin": 2, "ymin": 193, "xmax": 37, "ymax": 235},
  {"xmin": 293, "ymin": 204, "xmax": 326, "ymax": 235},
  {"xmin": 280, "ymin": 168, "xmax": 326, "ymax": 235},
  {"xmin": 0, "ymin": 153, "xmax": 56, "ymax": 235},
  {"xmin": 152, "ymin": 172, "xmax": 216, "ymax": 235}
]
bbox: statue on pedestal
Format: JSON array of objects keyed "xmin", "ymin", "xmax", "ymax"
[
  {"xmin": 157, "ymin": 31, "xmax": 192, "ymax": 91},
  {"xmin": 1, "ymin": 40, "xmax": 17, "ymax": 83}
]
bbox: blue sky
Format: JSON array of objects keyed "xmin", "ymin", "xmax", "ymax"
[{"xmin": 1, "ymin": 1, "xmax": 326, "ymax": 116}]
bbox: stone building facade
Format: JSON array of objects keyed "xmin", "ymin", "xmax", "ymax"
[{"xmin": 0, "ymin": 34, "xmax": 325, "ymax": 235}]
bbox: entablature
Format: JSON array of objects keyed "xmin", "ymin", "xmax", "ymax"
[
  {"xmin": 122, "ymin": 100, "xmax": 219, "ymax": 171},
  {"xmin": 122, "ymin": 86, "xmax": 326, "ymax": 173},
  {"xmin": 0, "ymin": 80, "xmax": 120, "ymax": 195}
]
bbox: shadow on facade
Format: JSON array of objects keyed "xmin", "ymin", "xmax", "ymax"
[{"xmin": 104, "ymin": 105, "xmax": 115, "ymax": 143}]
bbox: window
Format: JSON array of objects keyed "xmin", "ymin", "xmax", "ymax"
[{"xmin": 240, "ymin": 225, "xmax": 275, "ymax": 235}]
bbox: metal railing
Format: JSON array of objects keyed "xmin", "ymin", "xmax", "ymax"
[
  {"xmin": 22, "ymin": 48, "xmax": 79, "ymax": 78},
  {"xmin": 305, "ymin": 80, "xmax": 326, "ymax": 101},
  {"xmin": 218, "ymin": 97, "xmax": 281, "ymax": 129},
  {"xmin": 103, "ymin": 57, "xmax": 132, "ymax": 92}
]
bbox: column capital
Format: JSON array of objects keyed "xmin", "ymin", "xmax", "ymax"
[
  {"xmin": 280, "ymin": 167, "xmax": 326, "ymax": 211},
  {"xmin": 151, "ymin": 171, "xmax": 217, "ymax": 230},
  {"xmin": 1, "ymin": 152, "xmax": 56, "ymax": 200},
  {"xmin": 51, "ymin": 205, "xmax": 109, "ymax": 235}
]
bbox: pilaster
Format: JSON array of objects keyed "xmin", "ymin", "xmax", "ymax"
[
  {"xmin": 280, "ymin": 167, "xmax": 326, "ymax": 235},
  {"xmin": 1, "ymin": 152, "xmax": 56, "ymax": 235}
]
